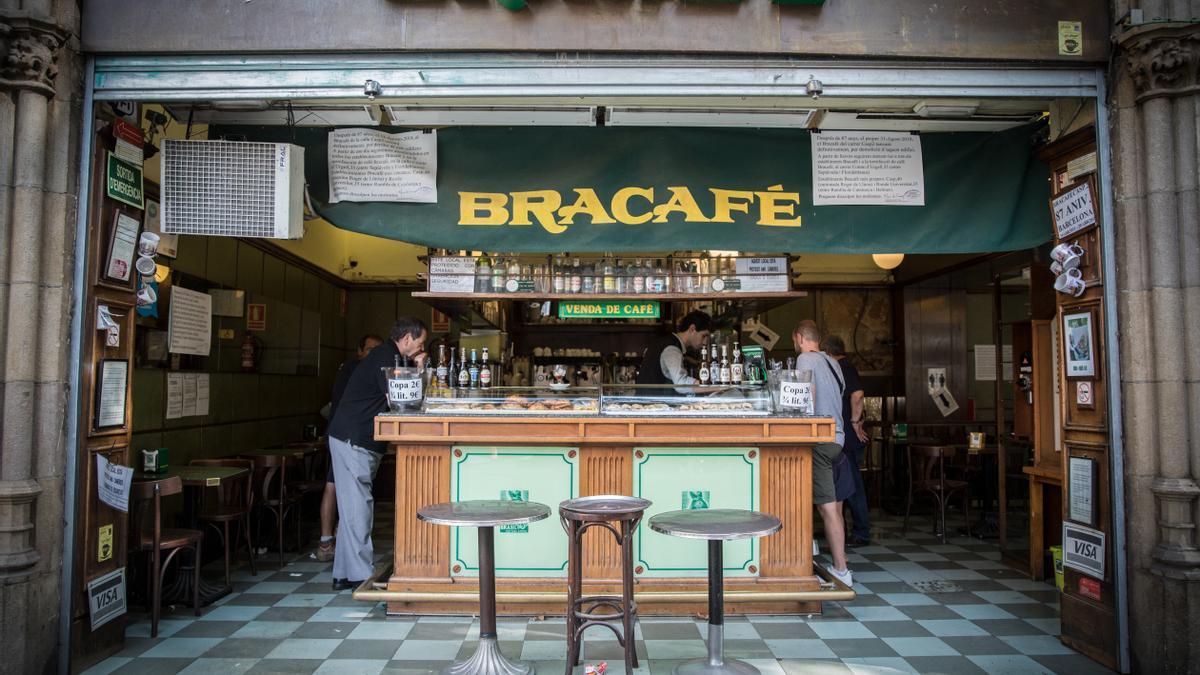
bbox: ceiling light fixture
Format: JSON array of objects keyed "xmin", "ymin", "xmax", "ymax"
[{"xmin": 871, "ymin": 253, "xmax": 905, "ymax": 270}]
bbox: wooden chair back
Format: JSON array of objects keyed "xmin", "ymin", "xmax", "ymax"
[{"xmin": 909, "ymin": 444, "xmax": 957, "ymax": 487}]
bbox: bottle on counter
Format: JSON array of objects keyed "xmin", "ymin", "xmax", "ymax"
[
  {"xmin": 457, "ymin": 347, "xmax": 470, "ymax": 389},
  {"xmin": 731, "ymin": 341, "xmax": 743, "ymax": 384},
  {"xmin": 710, "ymin": 341, "xmax": 719, "ymax": 369},
  {"xmin": 698, "ymin": 344, "xmax": 711, "ymax": 385},
  {"xmin": 581, "ymin": 258, "xmax": 595, "ymax": 294},
  {"xmin": 435, "ymin": 345, "xmax": 449, "ymax": 389},
  {"xmin": 614, "ymin": 258, "xmax": 626, "ymax": 294},
  {"xmin": 632, "ymin": 258, "xmax": 645, "ymax": 293},
  {"xmin": 492, "ymin": 255, "xmax": 506, "ymax": 292},
  {"xmin": 553, "ymin": 256, "xmax": 565, "ymax": 294},
  {"xmin": 653, "ymin": 259, "xmax": 666, "ymax": 293},
  {"xmin": 468, "ymin": 349, "xmax": 480, "ymax": 389},
  {"xmin": 480, "ymin": 347, "xmax": 492, "ymax": 389},
  {"xmin": 603, "ymin": 257, "xmax": 616, "ymax": 293},
  {"xmin": 476, "ymin": 254, "xmax": 492, "ymax": 293},
  {"xmin": 509, "ymin": 258, "xmax": 522, "ymax": 286},
  {"xmin": 718, "ymin": 344, "xmax": 731, "ymax": 385}
]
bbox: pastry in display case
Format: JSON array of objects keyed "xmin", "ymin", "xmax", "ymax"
[
  {"xmin": 599, "ymin": 384, "xmax": 772, "ymax": 416},
  {"xmin": 422, "ymin": 386, "xmax": 600, "ymax": 415}
]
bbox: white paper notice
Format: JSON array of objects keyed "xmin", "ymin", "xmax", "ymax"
[
  {"xmin": 1069, "ymin": 456, "xmax": 1095, "ymax": 525},
  {"xmin": 1002, "ymin": 345, "xmax": 1013, "ymax": 381},
  {"xmin": 181, "ymin": 373, "xmax": 198, "ymax": 417},
  {"xmin": 168, "ymin": 287, "xmax": 212, "ymax": 356},
  {"xmin": 428, "ymin": 256, "xmax": 477, "ymax": 293},
  {"xmin": 328, "ymin": 128, "xmax": 437, "ymax": 203},
  {"xmin": 931, "ymin": 388, "xmax": 960, "ymax": 417},
  {"xmin": 974, "ymin": 345, "xmax": 997, "ymax": 381},
  {"xmin": 196, "ymin": 373, "xmax": 210, "ymax": 417},
  {"xmin": 165, "ymin": 372, "xmax": 184, "ymax": 420},
  {"xmin": 812, "ymin": 131, "xmax": 925, "ymax": 206},
  {"xmin": 96, "ymin": 453, "xmax": 133, "ymax": 512},
  {"xmin": 106, "ymin": 212, "xmax": 141, "ymax": 282},
  {"xmin": 734, "ymin": 256, "xmax": 790, "ymax": 292},
  {"xmin": 97, "ymin": 361, "xmax": 129, "ymax": 427}
]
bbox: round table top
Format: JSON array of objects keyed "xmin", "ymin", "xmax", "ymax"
[
  {"xmin": 649, "ymin": 509, "xmax": 782, "ymax": 541},
  {"xmin": 559, "ymin": 494, "xmax": 652, "ymax": 515},
  {"xmin": 417, "ymin": 500, "xmax": 551, "ymax": 527}
]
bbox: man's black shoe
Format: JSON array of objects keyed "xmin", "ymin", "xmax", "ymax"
[
  {"xmin": 846, "ymin": 535, "xmax": 871, "ymax": 548},
  {"xmin": 332, "ymin": 578, "xmax": 363, "ymax": 591}
]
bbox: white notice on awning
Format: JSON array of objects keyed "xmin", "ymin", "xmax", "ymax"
[
  {"xmin": 328, "ymin": 128, "xmax": 437, "ymax": 204},
  {"xmin": 811, "ymin": 131, "xmax": 925, "ymax": 206}
]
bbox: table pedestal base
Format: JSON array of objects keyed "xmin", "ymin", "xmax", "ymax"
[
  {"xmin": 443, "ymin": 637, "xmax": 534, "ymax": 675},
  {"xmin": 674, "ymin": 625, "xmax": 759, "ymax": 675}
]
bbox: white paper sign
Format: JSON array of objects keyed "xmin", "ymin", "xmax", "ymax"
[
  {"xmin": 779, "ymin": 381, "xmax": 815, "ymax": 414},
  {"xmin": 388, "ymin": 377, "xmax": 423, "ymax": 403},
  {"xmin": 1052, "ymin": 182, "xmax": 1096, "ymax": 239},
  {"xmin": 106, "ymin": 212, "xmax": 141, "ymax": 282},
  {"xmin": 96, "ymin": 453, "xmax": 133, "ymax": 512},
  {"xmin": 87, "ymin": 568, "xmax": 128, "ymax": 630},
  {"xmin": 812, "ymin": 131, "xmax": 925, "ymax": 206},
  {"xmin": 931, "ymin": 388, "xmax": 959, "ymax": 417},
  {"xmin": 168, "ymin": 286, "xmax": 212, "ymax": 356},
  {"xmin": 182, "ymin": 373, "xmax": 198, "ymax": 417},
  {"xmin": 974, "ymin": 345, "xmax": 997, "ymax": 381},
  {"xmin": 1069, "ymin": 456, "xmax": 1095, "ymax": 525},
  {"xmin": 428, "ymin": 256, "xmax": 477, "ymax": 293},
  {"xmin": 328, "ymin": 128, "xmax": 437, "ymax": 203},
  {"xmin": 1063, "ymin": 522, "xmax": 1105, "ymax": 579},
  {"xmin": 97, "ymin": 361, "xmax": 128, "ymax": 428},
  {"xmin": 165, "ymin": 372, "xmax": 184, "ymax": 420},
  {"xmin": 196, "ymin": 373, "xmax": 210, "ymax": 417},
  {"xmin": 735, "ymin": 256, "xmax": 790, "ymax": 292}
]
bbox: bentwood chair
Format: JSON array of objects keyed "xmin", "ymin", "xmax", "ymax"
[
  {"xmin": 243, "ymin": 451, "xmax": 302, "ymax": 568},
  {"xmin": 903, "ymin": 444, "xmax": 971, "ymax": 544},
  {"xmin": 191, "ymin": 459, "xmax": 256, "ymax": 586},
  {"xmin": 130, "ymin": 475, "xmax": 203, "ymax": 637}
]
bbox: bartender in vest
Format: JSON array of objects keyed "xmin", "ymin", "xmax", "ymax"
[{"xmin": 637, "ymin": 310, "xmax": 712, "ymax": 386}]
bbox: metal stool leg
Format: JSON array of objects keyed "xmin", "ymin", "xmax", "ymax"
[
  {"xmin": 445, "ymin": 526, "xmax": 533, "ymax": 675},
  {"xmin": 565, "ymin": 520, "xmax": 583, "ymax": 674},
  {"xmin": 621, "ymin": 520, "xmax": 637, "ymax": 674},
  {"xmin": 674, "ymin": 540, "xmax": 758, "ymax": 675}
]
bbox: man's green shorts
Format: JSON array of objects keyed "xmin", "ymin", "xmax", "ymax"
[{"xmin": 812, "ymin": 442, "xmax": 844, "ymax": 506}]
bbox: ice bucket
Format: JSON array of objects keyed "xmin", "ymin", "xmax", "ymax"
[{"xmin": 382, "ymin": 366, "xmax": 426, "ymax": 412}]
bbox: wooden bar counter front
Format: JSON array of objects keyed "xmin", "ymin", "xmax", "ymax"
[{"xmin": 373, "ymin": 414, "xmax": 837, "ymax": 616}]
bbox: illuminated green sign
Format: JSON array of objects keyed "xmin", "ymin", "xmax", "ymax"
[{"xmin": 557, "ymin": 301, "xmax": 660, "ymax": 319}]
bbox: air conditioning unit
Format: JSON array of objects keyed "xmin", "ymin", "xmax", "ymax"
[{"xmin": 162, "ymin": 139, "xmax": 305, "ymax": 239}]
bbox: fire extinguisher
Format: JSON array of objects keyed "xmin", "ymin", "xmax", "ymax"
[{"xmin": 241, "ymin": 333, "xmax": 260, "ymax": 372}]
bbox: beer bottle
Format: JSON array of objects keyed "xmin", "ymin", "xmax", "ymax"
[
  {"xmin": 469, "ymin": 349, "xmax": 480, "ymax": 389},
  {"xmin": 731, "ymin": 341, "xmax": 743, "ymax": 385},
  {"xmin": 457, "ymin": 347, "xmax": 470, "ymax": 389},
  {"xmin": 698, "ymin": 344, "xmax": 711, "ymax": 385},
  {"xmin": 480, "ymin": 347, "xmax": 493, "ymax": 389}
]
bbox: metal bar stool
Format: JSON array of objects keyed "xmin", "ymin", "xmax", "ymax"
[
  {"xmin": 648, "ymin": 509, "xmax": 782, "ymax": 675},
  {"xmin": 559, "ymin": 495, "xmax": 652, "ymax": 675},
  {"xmin": 418, "ymin": 500, "xmax": 551, "ymax": 675}
]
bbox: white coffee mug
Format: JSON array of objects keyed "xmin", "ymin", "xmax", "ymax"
[
  {"xmin": 136, "ymin": 284, "xmax": 157, "ymax": 307},
  {"xmin": 1051, "ymin": 242, "xmax": 1085, "ymax": 269},
  {"xmin": 1054, "ymin": 269, "xmax": 1086, "ymax": 297},
  {"xmin": 1050, "ymin": 260, "xmax": 1065, "ymax": 276},
  {"xmin": 138, "ymin": 231, "xmax": 160, "ymax": 257},
  {"xmin": 135, "ymin": 255, "xmax": 157, "ymax": 277}
]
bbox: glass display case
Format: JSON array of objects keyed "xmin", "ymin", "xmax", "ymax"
[
  {"xmin": 422, "ymin": 386, "xmax": 600, "ymax": 415},
  {"xmin": 599, "ymin": 384, "xmax": 772, "ymax": 417}
]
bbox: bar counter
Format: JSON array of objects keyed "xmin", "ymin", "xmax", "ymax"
[{"xmin": 373, "ymin": 413, "xmax": 838, "ymax": 616}]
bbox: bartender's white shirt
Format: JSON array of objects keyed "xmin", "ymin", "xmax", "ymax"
[{"xmin": 660, "ymin": 335, "xmax": 697, "ymax": 386}]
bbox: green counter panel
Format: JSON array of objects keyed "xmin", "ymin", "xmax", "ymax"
[
  {"xmin": 450, "ymin": 446, "xmax": 579, "ymax": 577},
  {"xmin": 634, "ymin": 447, "xmax": 760, "ymax": 578}
]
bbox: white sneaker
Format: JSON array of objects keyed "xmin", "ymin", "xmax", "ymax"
[{"xmin": 830, "ymin": 566, "xmax": 853, "ymax": 587}]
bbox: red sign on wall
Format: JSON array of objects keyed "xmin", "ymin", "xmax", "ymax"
[
  {"xmin": 1079, "ymin": 577, "xmax": 1101, "ymax": 601},
  {"xmin": 431, "ymin": 309, "xmax": 450, "ymax": 333},
  {"xmin": 246, "ymin": 303, "xmax": 267, "ymax": 331}
]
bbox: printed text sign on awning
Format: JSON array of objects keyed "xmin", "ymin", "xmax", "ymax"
[{"xmin": 214, "ymin": 123, "xmax": 1051, "ymax": 254}]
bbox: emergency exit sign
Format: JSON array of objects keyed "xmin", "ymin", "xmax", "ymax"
[{"xmin": 558, "ymin": 300, "xmax": 660, "ymax": 319}]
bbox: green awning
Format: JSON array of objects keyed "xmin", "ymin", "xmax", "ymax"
[{"xmin": 214, "ymin": 123, "xmax": 1051, "ymax": 254}]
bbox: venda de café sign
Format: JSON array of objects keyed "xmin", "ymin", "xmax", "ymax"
[{"xmin": 457, "ymin": 185, "xmax": 803, "ymax": 234}]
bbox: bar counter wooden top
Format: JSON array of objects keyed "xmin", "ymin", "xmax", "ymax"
[{"xmin": 374, "ymin": 413, "xmax": 837, "ymax": 616}]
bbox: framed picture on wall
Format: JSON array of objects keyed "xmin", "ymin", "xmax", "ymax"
[
  {"xmin": 103, "ymin": 210, "xmax": 141, "ymax": 287},
  {"xmin": 1063, "ymin": 308, "xmax": 1099, "ymax": 380}
]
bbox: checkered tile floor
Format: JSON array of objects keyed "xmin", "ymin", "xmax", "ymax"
[{"xmin": 82, "ymin": 510, "xmax": 1115, "ymax": 675}]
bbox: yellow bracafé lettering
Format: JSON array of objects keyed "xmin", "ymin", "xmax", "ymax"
[
  {"xmin": 652, "ymin": 187, "xmax": 710, "ymax": 223},
  {"xmin": 558, "ymin": 188, "xmax": 616, "ymax": 226},
  {"xmin": 459, "ymin": 192, "xmax": 509, "ymax": 225},
  {"xmin": 610, "ymin": 187, "xmax": 654, "ymax": 225},
  {"xmin": 755, "ymin": 184, "xmax": 802, "ymax": 227},
  {"xmin": 511, "ymin": 190, "xmax": 565, "ymax": 234},
  {"xmin": 709, "ymin": 188, "xmax": 755, "ymax": 223}
]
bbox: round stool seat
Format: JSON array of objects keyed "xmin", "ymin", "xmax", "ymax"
[
  {"xmin": 559, "ymin": 495, "xmax": 651, "ymax": 520},
  {"xmin": 418, "ymin": 500, "xmax": 550, "ymax": 527},
  {"xmin": 649, "ymin": 509, "xmax": 781, "ymax": 541}
]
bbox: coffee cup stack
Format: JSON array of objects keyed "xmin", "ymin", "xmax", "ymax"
[
  {"xmin": 135, "ymin": 232, "xmax": 160, "ymax": 307},
  {"xmin": 1050, "ymin": 242, "xmax": 1086, "ymax": 297}
]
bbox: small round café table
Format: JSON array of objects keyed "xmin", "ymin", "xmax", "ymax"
[
  {"xmin": 648, "ymin": 509, "xmax": 782, "ymax": 675},
  {"xmin": 418, "ymin": 500, "xmax": 552, "ymax": 675}
]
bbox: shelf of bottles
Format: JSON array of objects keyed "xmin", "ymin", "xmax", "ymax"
[{"xmin": 419, "ymin": 253, "xmax": 796, "ymax": 298}]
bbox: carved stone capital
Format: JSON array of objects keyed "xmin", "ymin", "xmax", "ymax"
[
  {"xmin": 0, "ymin": 11, "xmax": 69, "ymax": 98},
  {"xmin": 0, "ymin": 479, "xmax": 42, "ymax": 577},
  {"xmin": 1116, "ymin": 22, "xmax": 1200, "ymax": 104},
  {"xmin": 1149, "ymin": 476, "xmax": 1200, "ymax": 581}
]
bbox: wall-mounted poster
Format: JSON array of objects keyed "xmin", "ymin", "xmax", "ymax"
[
  {"xmin": 1051, "ymin": 178, "xmax": 1098, "ymax": 241},
  {"xmin": 1063, "ymin": 308, "xmax": 1098, "ymax": 380},
  {"xmin": 104, "ymin": 211, "xmax": 140, "ymax": 285}
]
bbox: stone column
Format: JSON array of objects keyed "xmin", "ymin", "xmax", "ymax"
[
  {"xmin": 1110, "ymin": 8, "xmax": 1200, "ymax": 673},
  {"xmin": 0, "ymin": 4, "xmax": 78, "ymax": 674}
]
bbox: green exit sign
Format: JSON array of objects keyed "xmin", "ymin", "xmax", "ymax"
[{"xmin": 558, "ymin": 300, "xmax": 660, "ymax": 319}]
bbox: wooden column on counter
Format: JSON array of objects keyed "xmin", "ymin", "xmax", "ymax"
[{"xmin": 377, "ymin": 416, "xmax": 832, "ymax": 616}]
